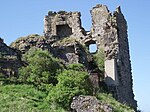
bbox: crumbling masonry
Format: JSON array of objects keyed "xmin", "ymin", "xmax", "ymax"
[{"xmin": 44, "ymin": 4, "xmax": 137, "ymax": 109}]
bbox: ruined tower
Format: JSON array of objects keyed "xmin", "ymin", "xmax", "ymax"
[
  {"xmin": 90, "ymin": 5, "xmax": 137, "ymax": 108},
  {"xmin": 43, "ymin": 4, "xmax": 137, "ymax": 109}
]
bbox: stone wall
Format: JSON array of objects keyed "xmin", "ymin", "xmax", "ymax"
[
  {"xmin": 90, "ymin": 5, "xmax": 137, "ymax": 109},
  {"xmin": 115, "ymin": 7, "xmax": 137, "ymax": 108},
  {"xmin": 90, "ymin": 4, "xmax": 110, "ymax": 38},
  {"xmin": 10, "ymin": 34, "xmax": 53, "ymax": 54},
  {"xmin": 43, "ymin": 5, "xmax": 137, "ymax": 109},
  {"xmin": 44, "ymin": 11, "xmax": 85, "ymax": 41}
]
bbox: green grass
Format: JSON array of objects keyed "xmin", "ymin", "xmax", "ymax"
[
  {"xmin": 97, "ymin": 93, "xmax": 135, "ymax": 112},
  {"xmin": 0, "ymin": 84, "xmax": 66, "ymax": 112},
  {"xmin": 0, "ymin": 84, "xmax": 135, "ymax": 112},
  {"xmin": 93, "ymin": 48, "xmax": 105, "ymax": 72},
  {"xmin": 52, "ymin": 37, "xmax": 76, "ymax": 46}
]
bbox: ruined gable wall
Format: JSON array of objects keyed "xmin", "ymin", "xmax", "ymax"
[{"xmin": 43, "ymin": 5, "xmax": 137, "ymax": 109}]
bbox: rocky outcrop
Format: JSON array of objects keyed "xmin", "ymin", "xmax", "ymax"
[
  {"xmin": 10, "ymin": 34, "xmax": 53, "ymax": 54},
  {"xmin": 0, "ymin": 38, "xmax": 22, "ymax": 76},
  {"xmin": 71, "ymin": 95, "xmax": 113, "ymax": 112}
]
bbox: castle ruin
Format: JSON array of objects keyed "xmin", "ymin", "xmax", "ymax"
[
  {"xmin": 44, "ymin": 4, "xmax": 137, "ymax": 109},
  {"xmin": 0, "ymin": 4, "xmax": 137, "ymax": 109}
]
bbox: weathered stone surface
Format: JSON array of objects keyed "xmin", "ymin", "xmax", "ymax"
[
  {"xmin": 90, "ymin": 5, "xmax": 137, "ymax": 109},
  {"xmin": 44, "ymin": 11, "xmax": 86, "ymax": 41},
  {"xmin": 52, "ymin": 41, "xmax": 89, "ymax": 66},
  {"xmin": 71, "ymin": 95, "xmax": 113, "ymax": 112},
  {"xmin": 10, "ymin": 34, "xmax": 53, "ymax": 53},
  {"xmin": 0, "ymin": 38, "xmax": 22, "ymax": 76},
  {"xmin": 113, "ymin": 7, "xmax": 137, "ymax": 109},
  {"xmin": 90, "ymin": 4, "xmax": 110, "ymax": 38}
]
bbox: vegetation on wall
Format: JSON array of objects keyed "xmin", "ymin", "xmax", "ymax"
[
  {"xmin": 52, "ymin": 37, "xmax": 77, "ymax": 46},
  {"xmin": 10, "ymin": 34, "xmax": 45, "ymax": 47},
  {"xmin": 93, "ymin": 48, "xmax": 105, "ymax": 72}
]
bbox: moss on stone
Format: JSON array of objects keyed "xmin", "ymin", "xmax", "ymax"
[
  {"xmin": 52, "ymin": 37, "xmax": 77, "ymax": 46},
  {"xmin": 93, "ymin": 48, "xmax": 105, "ymax": 72},
  {"xmin": 10, "ymin": 34, "xmax": 45, "ymax": 48}
]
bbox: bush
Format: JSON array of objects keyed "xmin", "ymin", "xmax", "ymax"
[
  {"xmin": 0, "ymin": 73, "xmax": 5, "ymax": 85},
  {"xmin": 66, "ymin": 63, "xmax": 85, "ymax": 71},
  {"xmin": 47, "ymin": 64, "xmax": 93, "ymax": 109},
  {"xmin": 19, "ymin": 48, "xmax": 62, "ymax": 91},
  {"xmin": 93, "ymin": 48, "xmax": 105, "ymax": 72}
]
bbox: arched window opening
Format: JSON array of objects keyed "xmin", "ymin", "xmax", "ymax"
[{"xmin": 89, "ymin": 43, "xmax": 97, "ymax": 54}]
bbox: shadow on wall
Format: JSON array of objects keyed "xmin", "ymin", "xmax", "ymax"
[
  {"xmin": 56, "ymin": 24, "xmax": 73, "ymax": 38},
  {"xmin": 104, "ymin": 75, "xmax": 118, "ymax": 86}
]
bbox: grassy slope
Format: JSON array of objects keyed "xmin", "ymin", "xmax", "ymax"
[
  {"xmin": 0, "ymin": 84, "xmax": 65, "ymax": 112},
  {"xmin": 97, "ymin": 93, "xmax": 135, "ymax": 112},
  {"xmin": 0, "ymin": 84, "xmax": 135, "ymax": 112}
]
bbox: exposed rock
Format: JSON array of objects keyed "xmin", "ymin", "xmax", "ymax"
[
  {"xmin": 71, "ymin": 95, "xmax": 113, "ymax": 112},
  {"xmin": 0, "ymin": 38, "xmax": 22, "ymax": 76},
  {"xmin": 10, "ymin": 34, "xmax": 53, "ymax": 54}
]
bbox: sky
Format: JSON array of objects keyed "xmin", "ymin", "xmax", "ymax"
[{"xmin": 0, "ymin": 0, "xmax": 150, "ymax": 111}]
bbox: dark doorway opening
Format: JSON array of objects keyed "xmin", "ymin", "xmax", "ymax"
[{"xmin": 56, "ymin": 24, "xmax": 72, "ymax": 37}]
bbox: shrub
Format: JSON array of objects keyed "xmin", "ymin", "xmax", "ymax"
[
  {"xmin": 66, "ymin": 63, "xmax": 85, "ymax": 71},
  {"xmin": 93, "ymin": 48, "xmax": 105, "ymax": 72},
  {"xmin": 19, "ymin": 48, "xmax": 62, "ymax": 91},
  {"xmin": 47, "ymin": 64, "xmax": 93, "ymax": 109}
]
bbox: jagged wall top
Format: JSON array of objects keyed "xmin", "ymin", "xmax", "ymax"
[{"xmin": 44, "ymin": 10, "xmax": 85, "ymax": 40}]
